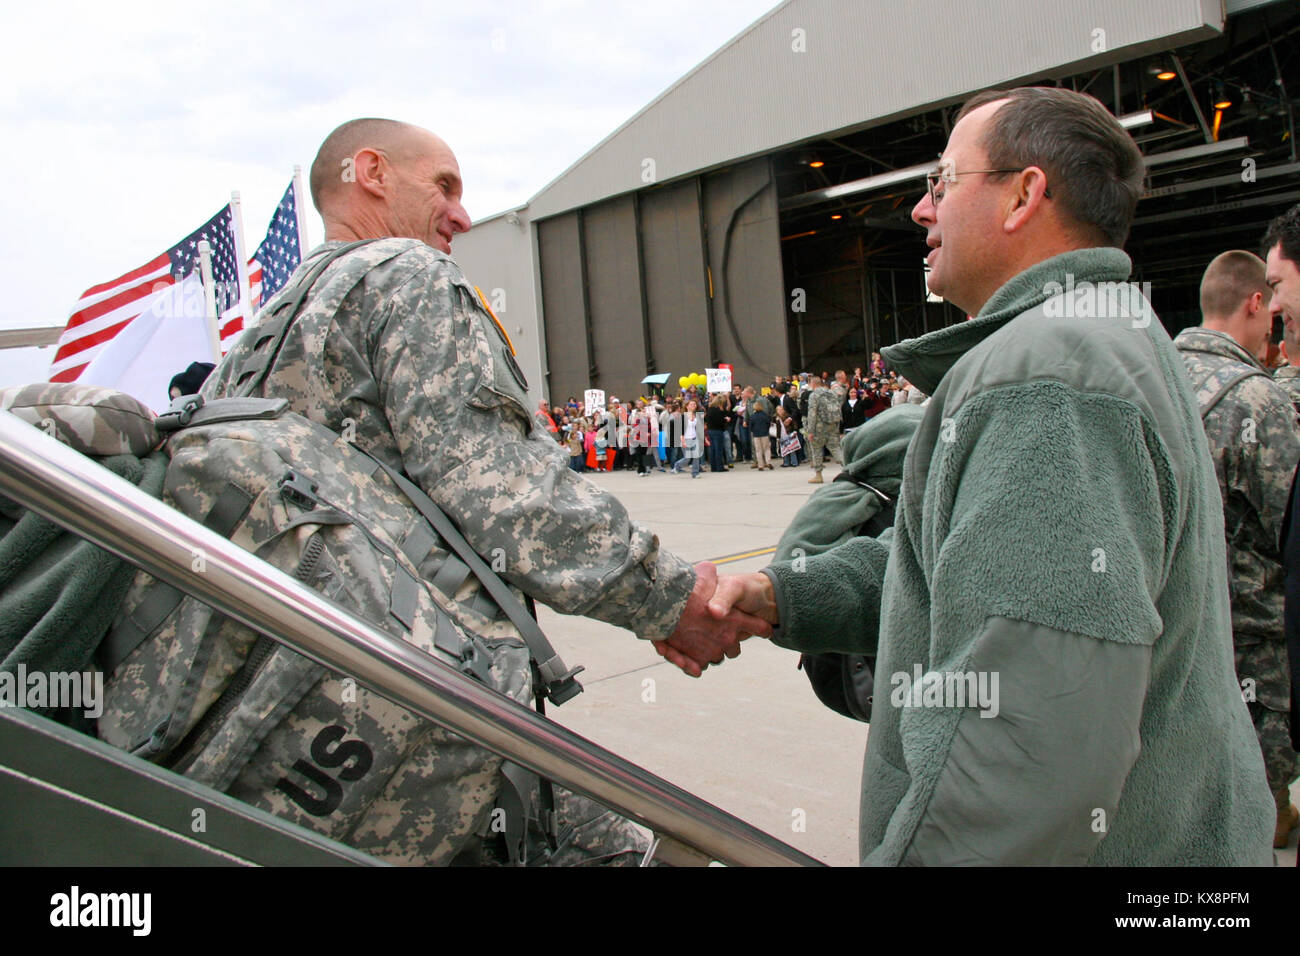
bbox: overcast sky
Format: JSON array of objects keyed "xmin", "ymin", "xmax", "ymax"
[{"xmin": 0, "ymin": 0, "xmax": 780, "ymax": 385}]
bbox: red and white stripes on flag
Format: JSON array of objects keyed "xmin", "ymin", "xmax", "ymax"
[
  {"xmin": 50, "ymin": 204, "xmax": 247, "ymax": 383},
  {"xmin": 48, "ymin": 253, "xmax": 174, "ymax": 383},
  {"xmin": 51, "ymin": 179, "xmax": 306, "ymax": 385}
]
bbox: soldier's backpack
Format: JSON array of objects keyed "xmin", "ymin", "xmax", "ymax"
[
  {"xmin": 1195, "ymin": 365, "xmax": 1269, "ymax": 421},
  {"xmin": 1191, "ymin": 362, "xmax": 1271, "ymax": 610},
  {"xmin": 98, "ymin": 241, "xmax": 585, "ymax": 865}
]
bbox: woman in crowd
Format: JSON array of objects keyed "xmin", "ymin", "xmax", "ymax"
[
  {"xmin": 862, "ymin": 380, "xmax": 891, "ymax": 420},
  {"xmin": 566, "ymin": 417, "xmax": 586, "ymax": 472},
  {"xmin": 776, "ymin": 406, "xmax": 801, "ymax": 468},
  {"xmin": 841, "ymin": 387, "xmax": 866, "ymax": 430},
  {"xmin": 660, "ymin": 399, "xmax": 681, "ymax": 472},
  {"xmin": 673, "ymin": 398, "xmax": 705, "ymax": 478},
  {"xmin": 628, "ymin": 399, "xmax": 653, "ymax": 477},
  {"xmin": 704, "ymin": 394, "xmax": 731, "ymax": 473},
  {"xmin": 749, "ymin": 393, "xmax": 773, "ymax": 470}
]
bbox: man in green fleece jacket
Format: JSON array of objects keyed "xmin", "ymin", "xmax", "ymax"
[{"xmin": 703, "ymin": 86, "xmax": 1275, "ymax": 865}]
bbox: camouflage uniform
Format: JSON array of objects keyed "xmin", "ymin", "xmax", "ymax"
[
  {"xmin": 1273, "ymin": 364, "xmax": 1300, "ymax": 414},
  {"xmin": 201, "ymin": 238, "xmax": 695, "ymax": 864},
  {"xmin": 804, "ymin": 386, "xmax": 843, "ymax": 473},
  {"xmin": 1175, "ymin": 327, "xmax": 1300, "ymax": 794}
]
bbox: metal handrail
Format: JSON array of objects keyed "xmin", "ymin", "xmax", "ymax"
[{"xmin": 0, "ymin": 411, "xmax": 822, "ymax": 867}]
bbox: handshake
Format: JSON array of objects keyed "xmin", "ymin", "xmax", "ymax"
[{"xmin": 652, "ymin": 562, "xmax": 780, "ymax": 677}]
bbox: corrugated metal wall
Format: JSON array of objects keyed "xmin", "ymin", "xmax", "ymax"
[
  {"xmin": 641, "ymin": 180, "xmax": 712, "ymax": 380},
  {"xmin": 538, "ymin": 157, "xmax": 790, "ymax": 403},
  {"xmin": 701, "ymin": 159, "xmax": 787, "ymax": 389},
  {"xmin": 536, "ymin": 213, "xmax": 589, "ymax": 403}
]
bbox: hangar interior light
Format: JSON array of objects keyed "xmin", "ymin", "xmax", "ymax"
[{"xmin": 769, "ymin": 3, "xmax": 1299, "ymax": 373}]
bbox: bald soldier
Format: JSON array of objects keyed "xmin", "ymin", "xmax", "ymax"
[
  {"xmin": 1174, "ymin": 250, "xmax": 1300, "ymax": 848},
  {"xmin": 198, "ymin": 119, "xmax": 770, "ymax": 865}
]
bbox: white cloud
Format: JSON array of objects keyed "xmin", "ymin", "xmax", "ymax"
[{"xmin": 0, "ymin": 0, "xmax": 778, "ymax": 360}]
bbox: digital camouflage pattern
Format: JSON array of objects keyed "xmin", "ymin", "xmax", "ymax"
[
  {"xmin": 205, "ymin": 239, "xmax": 694, "ymax": 638},
  {"xmin": 0, "ymin": 382, "xmax": 159, "ymax": 457},
  {"xmin": 1273, "ymin": 364, "xmax": 1300, "ymax": 413},
  {"xmin": 804, "ymin": 386, "xmax": 842, "ymax": 472},
  {"xmin": 455, "ymin": 783, "xmax": 653, "ymax": 866},
  {"xmin": 105, "ymin": 237, "xmax": 685, "ymax": 865},
  {"xmin": 1175, "ymin": 326, "xmax": 1300, "ymax": 791},
  {"xmin": 100, "ymin": 408, "xmax": 540, "ymax": 864}
]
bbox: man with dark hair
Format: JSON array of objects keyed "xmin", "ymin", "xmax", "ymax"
[
  {"xmin": 702, "ymin": 87, "xmax": 1274, "ymax": 864},
  {"xmin": 1266, "ymin": 205, "xmax": 1300, "ymax": 415},
  {"xmin": 197, "ymin": 118, "xmax": 769, "ymax": 865},
  {"xmin": 1175, "ymin": 250, "xmax": 1300, "ymax": 849},
  {"xmin": 1267, "ymin": 205, "xmax": 1300, "ymax": 845}
]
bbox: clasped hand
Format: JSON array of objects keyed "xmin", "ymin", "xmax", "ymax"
[{"xmin": 652, "ymin": 562, "xmax": 779, "ymax": 677}]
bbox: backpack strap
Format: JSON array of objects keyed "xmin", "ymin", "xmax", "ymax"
[
  {"xmin": 360, "ymin": 451, "xmax": 585, "ymax": 706},
  {"xmin": 1197, "ymin": 366, "xmax": 1269, "ymax": 420},
  {"xmin": 231, "ymin": 239, "xmax": 377, "ymax": 399},
  {"xmin": 155, "ymin": 396, "xmax": 288, "ymax": 433},
  {"xmin": 98, "ymin": 482, "xmax": 259, "ymax": 674}
]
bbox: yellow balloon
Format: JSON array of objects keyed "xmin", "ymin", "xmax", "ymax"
[{"xmin": 678, "ymin": 376, "xmax": 688, "ymax": 388}]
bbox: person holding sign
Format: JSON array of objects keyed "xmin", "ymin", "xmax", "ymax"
[{"xmin": 704, "ymin": 394, "xmax": 732, "ymax": 473}]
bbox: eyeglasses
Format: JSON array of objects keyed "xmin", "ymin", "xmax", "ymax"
[{"xmin": 925, "ymin": 164, "xmax": 1052, "ymax": 206}]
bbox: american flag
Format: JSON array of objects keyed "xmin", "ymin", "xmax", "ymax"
[
  {"xmin": 247, "ymin": 179, "xmax": 304, "ymax": 312},
  {"xmin": 50, "ymin": 205, "xmax": 245, "ymax": 383}
]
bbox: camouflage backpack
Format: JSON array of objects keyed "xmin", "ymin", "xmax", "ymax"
[{"xmin": 98, "ymin": 242, "xmax": 584, "ymax": 865}]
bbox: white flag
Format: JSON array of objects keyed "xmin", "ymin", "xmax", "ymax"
[{"xmin": 78, "ymin": 274, "xmax": 217, "ymax": 413}]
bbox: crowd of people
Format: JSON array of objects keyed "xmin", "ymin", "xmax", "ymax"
[{"xmin": 534, "ymin": 364, "xmax": 928, "ymax": 483}]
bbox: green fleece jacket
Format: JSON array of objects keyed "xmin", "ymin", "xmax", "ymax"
[{"xmin": 771, "ymin": 248, "xmax": 1274, "ymax": 865}]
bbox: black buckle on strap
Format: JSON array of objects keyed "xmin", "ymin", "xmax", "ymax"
[
  {"xmin": 156, "ymin": 394, "xmax": 205, "ymax": 432},
  {"xmin": 278, "ymin": 471, "xmax": 321, "ymax": 510}
]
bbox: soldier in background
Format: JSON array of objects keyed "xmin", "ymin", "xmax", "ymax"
[
  {"xmin": 803, "ymin": 375, "xmax": 842, "ymax": 484},
  {"xmin": 200, "ymin": 117, "xmax": 770, "ymax": 865},
  {"xmin": 1274, "ymin": 319, "xmax": 1300, "ymax": 413},
  {"xmin": 1174, "ymin": 248, "xmax": 1300, "ymax": 849}
]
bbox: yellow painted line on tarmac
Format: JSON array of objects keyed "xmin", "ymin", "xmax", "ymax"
[{"xmin": 709, "ymin": 546, "xmax": 777, "ymax": 566}]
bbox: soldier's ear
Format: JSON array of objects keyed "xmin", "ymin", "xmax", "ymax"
[{"xmin": 353, "ymin": 147, "xmax": 389, "ymax": 199}]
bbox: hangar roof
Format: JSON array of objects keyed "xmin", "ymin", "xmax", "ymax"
[{"xmin": 526, "ymin": 0, "xmax": 1223, "ymax": 221}]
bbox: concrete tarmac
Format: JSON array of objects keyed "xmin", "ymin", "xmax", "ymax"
[{"xmin": 537, "ymin": 454, "xmax": 1299, "ymax": 868}]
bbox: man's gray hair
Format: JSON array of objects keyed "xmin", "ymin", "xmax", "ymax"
[
  {"xmin": 309, "ymin": 118, "xmax": 418, "ymax": 213},
  {"xmin": 956, "ymin": 87, "xmax": 1145, "ymax": 248}
]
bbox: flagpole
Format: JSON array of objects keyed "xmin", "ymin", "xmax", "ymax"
[
  {"xmin": 197, "ymin": 240, "xmax": 221, "ymax": 362},
  {"xmin": 292, "ymin": 165, "xmax": 310, "ymax": 256},
  {"xmin": 229, "ymin": 190, "xmax": 255, "ymax": 335}
]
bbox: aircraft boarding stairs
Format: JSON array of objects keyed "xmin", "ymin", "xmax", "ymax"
[{"xmin": 0, "ymin": 410, "xmax": 821, "ymax": 868}]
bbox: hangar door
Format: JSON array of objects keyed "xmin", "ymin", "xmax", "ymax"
[{"xmin": 536, "ymin": 157, "xmax": 789, "ymax": 404}]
